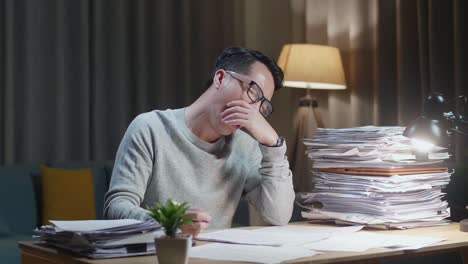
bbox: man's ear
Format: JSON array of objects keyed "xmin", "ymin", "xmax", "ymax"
[{"xmin": 213, "ymin": 69, "xmax": 226, "ymax": 89}]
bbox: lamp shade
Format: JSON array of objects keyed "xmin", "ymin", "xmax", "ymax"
[
  {"xmin": 278, "ymin": 44, "xmax": 346, "ymax": 90},
  {"xmin": 403, "ymin": 116, "xmax": 448, "ymax": 147}
]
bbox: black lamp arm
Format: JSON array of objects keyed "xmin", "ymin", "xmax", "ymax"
[{"xmin": 442, "ymin": 95, "xmax": 468, "ymax": 135}]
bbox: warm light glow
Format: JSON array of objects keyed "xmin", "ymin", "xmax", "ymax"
[
  {"xmin": 411, "ymin": 138, "xmax": 434, "ymax": 153},
  {"xmin": 283, "ymin": 81, "xmax": 346, "ymax": 90}
]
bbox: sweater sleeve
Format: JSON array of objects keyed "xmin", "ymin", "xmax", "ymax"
[
  {"xmin": 244, "ymin": 142, "xmax": 295, "ymax": 225},
  {"xmin": 103, "ymin": 114, "xmax": 154, "ymax": 221}
]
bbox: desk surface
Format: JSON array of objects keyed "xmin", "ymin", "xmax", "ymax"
[{"xmin": 19, "ymin": 222, "xmax": 468, "ymax": 264}]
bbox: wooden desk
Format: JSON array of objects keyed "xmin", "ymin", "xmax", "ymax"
[{"xmin": 19, "ymin": 223, "xmax": 468, "ymax": 264}]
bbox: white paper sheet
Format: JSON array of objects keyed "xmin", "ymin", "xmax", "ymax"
[
  {"xmin": 196, "ymin": 225, "xmax": 364, "ymax": 247},
  {"xmin": 190, "ymin": 243, "xmax": 319, "ymax": 264},
  {"xmin": 302, "ymin": 231, "xmax": 446, "ymax": 252},
  {"xmin": 196, "ymin": 229, "xmax": 301, "ymax": 246},
  {"xmin": 50, "ymin": 219, "xmax": 142, "ymax": 232},
  {"xmin": 252, "ymin": 224, "xmax": 364, "ymax": 235}
]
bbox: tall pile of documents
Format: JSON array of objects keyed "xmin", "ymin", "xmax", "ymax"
[
  {"xmin": 34, "ymin": 219, "xmax": 163, "ymax": 258},
  {"xmin": 301, "ymin": 126, "xmax": 453, "ymax": 229}
]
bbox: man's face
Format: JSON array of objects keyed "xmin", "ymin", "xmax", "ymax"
[{"xmin": 213, "ymin": 61, "xmax": 275, "ymax": 135}]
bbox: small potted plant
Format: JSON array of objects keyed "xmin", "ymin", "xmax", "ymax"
[{"xmin": 147, "ymin": 199, "xmax": 193, "ymax": 264}]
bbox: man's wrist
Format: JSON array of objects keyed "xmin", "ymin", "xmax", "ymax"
[
  {"xmin": 265, "ymin": 136, "xmax": 285, "ymax": 147},
  {"xmin": 259, "ymin": 136, "xmax": 287, "ymax": 162}
]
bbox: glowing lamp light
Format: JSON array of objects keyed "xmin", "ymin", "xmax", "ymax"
[{"xmin": 411, "ymin": 138, "xmax": 434, "ymax": 153}]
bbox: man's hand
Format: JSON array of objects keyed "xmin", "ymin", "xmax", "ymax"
[
  {"xmin": 221, "ymin": 100, "xmax": 279, "ymax": 146},
  {"xmin": 180, "ymin": 208, "xmax": 211, "ymax": 238}
]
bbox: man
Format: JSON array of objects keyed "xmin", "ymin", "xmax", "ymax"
[{"xmin": 104, "ymin": 47, "xmax": 295, "ymax": 236}]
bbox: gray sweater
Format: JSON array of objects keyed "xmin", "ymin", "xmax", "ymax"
[{"xmin": 104, "ymin": 108, "xmax": 295, "ymax": 229}]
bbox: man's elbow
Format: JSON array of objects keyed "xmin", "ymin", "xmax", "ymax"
[
  {"xmin": 263, "ymin": 211, "xmax": 292, "ymax": 226},
  {"xmin": 262, "ymin": 203, "xmax": 294, "ymax": 226}
]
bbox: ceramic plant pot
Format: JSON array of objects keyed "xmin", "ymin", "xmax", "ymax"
[{"xmin": 155, "ymin": 234, "xmax": 192, "ymax": 264}]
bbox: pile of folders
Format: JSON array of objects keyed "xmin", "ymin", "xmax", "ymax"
[
  {"xmin": 34, "ymin": 219, "xmax": 163, "ymax": 258},
  {"xmin": 301, "ymin": 126, "xmax": 452, "ymax": 229}
]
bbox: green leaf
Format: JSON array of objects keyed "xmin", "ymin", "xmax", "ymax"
[{"xmin": 147, "ymin": 199, "xmax": 192, "ymax": 236}]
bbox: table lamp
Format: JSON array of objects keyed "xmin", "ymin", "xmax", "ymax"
[
  {"xmin": 278, "ymin": 44, "xmax": 346, "ymax": 192},
  {"xmin": 278, "ymin": 44, "xmax": 346, "ymax": 127},
  {"xmin": 403, "ymin": 92, "xmax": 468, "ymax": 232}
]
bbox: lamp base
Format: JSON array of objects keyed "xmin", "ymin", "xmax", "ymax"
[
  {"xmin": 460, "ymin": 219, "xmax": 468, "ymax": 232},
  {"xmin": 414, "ymin": 150, "xmax": 429, "ymax": 161},
  {"xmin": 299, "ymin": 97, "xmax": 318, "ymax": 108},
  {"xmin": 298, "ymin": 94, "xmax": 324, "ymax": 128}
]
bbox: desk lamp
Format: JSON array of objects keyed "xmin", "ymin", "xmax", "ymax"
[
  {"xmin": 403, "ymin": 92, "xmax": 468, "ymax": 232},
  {"xmin": 403, "ymin": 92, "xmax": 468, "ymax": 158}
]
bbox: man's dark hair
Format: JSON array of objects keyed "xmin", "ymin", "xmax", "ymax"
[{"xmin": 206, "ymin": 47, "xmax": 284, "ymax": 91}]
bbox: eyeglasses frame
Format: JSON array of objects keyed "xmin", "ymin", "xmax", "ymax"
[{"xmin": 225, "ymin": 70, "xmax": 274, "ymax": 118}]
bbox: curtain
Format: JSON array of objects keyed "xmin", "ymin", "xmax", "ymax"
[
  {"xmin": 0, "ymin": 0, "xmax": 246, "ymax": 164},
  {"xmin": 288, "ymin": 0, "xmax": 468, "ymax": 218}
]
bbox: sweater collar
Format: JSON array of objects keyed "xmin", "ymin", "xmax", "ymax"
[{"xmin": 176, "ymin": 108, "xmax": 227, "ymax": 153}]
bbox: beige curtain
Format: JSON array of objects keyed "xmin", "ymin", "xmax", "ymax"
[{"xmin": 288, "ymin": 0, "xmax": 380, "ymax": 130}]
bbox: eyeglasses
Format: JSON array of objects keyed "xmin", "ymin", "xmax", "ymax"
[{"xmin": 225, "ymin": 71, "xmax": 274, "ymax": 118}]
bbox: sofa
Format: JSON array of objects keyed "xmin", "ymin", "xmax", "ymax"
[
  {"xmin": 0, "ymin": 161, "xmax": 113, "ymax": 264},
  {"xmin": 0, "ymin": 161, "xmax": 302, "ymax": 264}
]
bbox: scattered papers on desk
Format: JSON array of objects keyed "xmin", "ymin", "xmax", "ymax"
[
  {"xmin": 196, "ymin": 229, "xmax": 296, "ymax": 246},
  {"xmin": 192, "ymin": 225, "xmax": 446, "ymax": 262},
  {"xmin": 301, "ymin": 126, "xmax": 453, "ymax": 229},
  {"xmin": 190, "ymin": 243, "xmax": 319, "ymax": 264},
  {"xmin": 302, "ymin": 231, "xmax": 446, "ymax": 252},
  {"xmin": 252, "ymin": 224, "xmax": 364, "ymax": 235},
  {"xmin": 196, "ymin": 225, "xmax": 363, "ymax": 247},
  {"xmin": 33, "ymin": 219, "xmax": 163, "ymax": 258}
]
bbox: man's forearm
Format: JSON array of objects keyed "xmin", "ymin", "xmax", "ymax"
[
  {"xmin": 104, "ymin": 194, "xmax": 152, "ymax": 221},
  {"xmin": 246, "ymin": 143, "xmax": 295, "ymax": 225}
]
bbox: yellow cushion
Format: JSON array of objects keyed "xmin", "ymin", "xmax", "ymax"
[{"xmin": 40, "ymin": 165, "xmax": 96, "ymax": 225}]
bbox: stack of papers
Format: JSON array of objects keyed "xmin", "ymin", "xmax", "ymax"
[
  {"xmin": 301, "ymin": 126, "xmax": 453, "ymax": 229},
  {"xmin": 33, "ymin": 219, "xmax": 163, "ymax": 258},
  {"xmin": 304, "ymin": 126, "xmax": 449, "ymax": 168}
]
